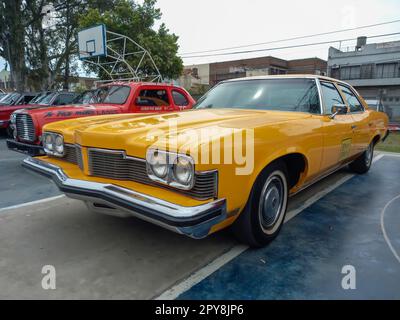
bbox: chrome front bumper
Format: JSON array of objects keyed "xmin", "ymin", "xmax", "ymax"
[{"xmin": 22, "ymin": 157, "xmax": 227, "ymax": 239}]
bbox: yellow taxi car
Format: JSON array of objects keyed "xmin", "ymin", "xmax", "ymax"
[{"xmin": 23, "ymin": 75, "xmax": 389, "ymax": 247}]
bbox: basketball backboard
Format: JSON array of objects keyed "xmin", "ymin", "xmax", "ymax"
[{"xmin": 78, "ymin": 24, "xmax": 107, "ymax": 59}]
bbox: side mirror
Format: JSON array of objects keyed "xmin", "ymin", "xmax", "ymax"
[{"xmin": 330, "ymin": 104, "xmax": 348, "ymax": 119}]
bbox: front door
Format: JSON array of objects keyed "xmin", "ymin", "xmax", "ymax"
[{"xmin": 319, "ymin": 81, "xmax": 354, "ymax": 172}]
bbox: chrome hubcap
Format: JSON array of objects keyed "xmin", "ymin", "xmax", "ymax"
[{"xmin": 260, "ymin": 176, "xmax": 284, "ymax": 229}]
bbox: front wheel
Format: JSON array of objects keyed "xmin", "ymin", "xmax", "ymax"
[
  {"xmin": 232, "ymin": 162, "xmax": 289, "ymax": 247},
  {"xmin": 349, "ymin": 142, "xmax": 374, "ymax": 174}
]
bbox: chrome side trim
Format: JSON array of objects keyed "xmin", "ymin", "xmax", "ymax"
[
  {"xmin": 22, "ymin": 157, "xmax": 227, "ymax": 239},
  {"xmin": 289, "ymin": 158, "xmax": 356, "ymax": 197}
]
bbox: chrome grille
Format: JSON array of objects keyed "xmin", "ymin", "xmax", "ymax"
[
  {"xmin": 76, "ymin": 146, "xmax": 84, "ymax": 171},
  {"xmin": 64, "ymin": 145, "xmax": 78, "ymax": 164},
  {"xmin": 87, "ymin": 149, "xmax": 218, "ymax": 200},
  {"xmin": 16, "ymin": 114, "xmax": 35, "ymax": 141},
  {"xmin": 64, "ymin": 144, "xmax": 84, "ymax": 170}
]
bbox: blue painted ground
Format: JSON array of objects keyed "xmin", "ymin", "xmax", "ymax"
[{"xmin": 179, "ymin": 155, "xmax": 400, "ymax": 300}]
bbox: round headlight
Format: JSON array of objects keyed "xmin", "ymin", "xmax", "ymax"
[
  {"xmin": 54, "ymin": 135, "xmax": 64, "ymax": 155},
  {"xmin": 150, "ymin": 151, "xmax": 168, "ymax": 178},
  {"xmin": 10, "ymin": 113, "xmax": 16, "ymax": 124},
  {"xmin": 44, "ymin": 134, "xmax": 54, "ymax": 151},
  {"xmin": 173, "ymin": 156, "xmax": 193, "ymax": 185}
]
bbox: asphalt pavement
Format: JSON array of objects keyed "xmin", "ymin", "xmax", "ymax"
[{"xmin": 0, "ymin": 133, "xmax": 398, "ymax": 299}]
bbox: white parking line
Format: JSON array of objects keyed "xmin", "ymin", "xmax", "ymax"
[
  {"xmin": 380, "ymin": 194, "xmax": 400, "ymax": 264},
  {"xmin": 155, "ymin": 154, "xmax": 386, "ymax": 300},
  {"xmin": 0, "ymin": 195, "xmax": 65, "ymax": 213},
  {"xmin": 376, "ymin": 151, "xmax": 400, "ymax": 157}
]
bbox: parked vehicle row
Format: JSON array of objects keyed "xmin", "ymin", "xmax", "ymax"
[
  {"xmin": 0, "ymin": 90, "xmax": 82, "ymax": 135},
  {"xmin": 6, "ymin": 82, "xmax": 195, "ymax": 155},
  {"xmin": 16, "ymin": 75, "xmax": 389, "ymax": 247}
]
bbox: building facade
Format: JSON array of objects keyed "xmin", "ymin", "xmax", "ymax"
[
  {"xmin": 328, "ymin": 38, "xmax": 400, "ymax": 123},
  {"xmin": 177, "ymin": 56, "xmax": 327, "ymax": 93},
  {"xmin": 209, "ymin": 56, "xmax": 327, "ymax": 86}
]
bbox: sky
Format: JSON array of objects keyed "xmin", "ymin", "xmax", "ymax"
[
  {"xmin": 1, "ymin": 0, "xmax": 400, "ymax": 71},
  {"xmin": 154, "ymin": 0, "xmax": 400, "ymax": 66}
]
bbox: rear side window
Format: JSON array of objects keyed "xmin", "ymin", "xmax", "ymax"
[
  {"xmin": 172, "ymin": 90, "xmax": 189, "ymax": 106},
  {"xmin": 338, "ymin": 85, "xmax": 364, "ymax": 113},
  {"xmin": 320, "ymin": 82, "xmax": 345, "ymax": 114},
  {"xmin": 136, "ymin": 89, "xmax": 170, "ymax": 107}
]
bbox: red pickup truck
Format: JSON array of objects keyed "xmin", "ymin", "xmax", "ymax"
[{"xmin": 7, "ymin": 82, "xmax": 195, "ymax": 156}]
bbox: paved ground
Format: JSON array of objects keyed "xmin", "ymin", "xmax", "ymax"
[
  {"xmin": 0, "ymin": 133, "xmax": 398, "ymax": 299},
  {"xmin": 0, "ymin": 134, "xmax": 60, "ymax": 208},
  {"xmin": 179, "ymin": 155, "xmax": 400, "ymax": 299}
]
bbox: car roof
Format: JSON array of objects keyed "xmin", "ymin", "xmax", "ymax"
[
  {"xmin": 223, "ymin": 74, "xmax": 351, "ymax": 86},
  {"xmin": 98, "ymin": 81, "xmax": 185, "ymax": 90}
]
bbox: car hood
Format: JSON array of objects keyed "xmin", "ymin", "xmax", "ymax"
[
  {"xmin": 19, "ymin": 103, "xmax": 121, "ymax": 118},
  {"xmin": 0, "ymin": 103, "xmax": 49, "ymax": 112},
  {"xmin": 45, "ymin": 108, "xmax": 312, "ymax": 158}
]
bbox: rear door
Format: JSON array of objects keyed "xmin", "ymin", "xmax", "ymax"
[
  {"xmin": 319, "ymin": 81, "xmax": 355, "ymax": 172},
  {"xmin": 337, "ymin": 84, "xmax": 371, "ymax": 156}
]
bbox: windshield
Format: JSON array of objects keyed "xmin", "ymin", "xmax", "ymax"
[
  {"xmin": 38, "ymin": 92, "xmax": 58, "ymax": 105},
  {"xmin": 96, "ymin": 85, "xmax": 131, "ymax": 104},
  {"xmin": 30, "ymin": 92, "xmax": 50, "ymax": 104},
  {"xmin": 0, "ymin": 92, "xmax": 22, "ymax": 105},
  {"xmin": 195, "ymin": 78, "xmax": 321, "ymax": 114},
  {"xmin": 72, "ymin": 91, "xmax": 97, "ymax": 104}
]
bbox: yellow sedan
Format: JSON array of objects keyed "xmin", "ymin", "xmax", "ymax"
[{"xmin": 23, "ymin": 75, "xmax": 389, "ymax": 247}]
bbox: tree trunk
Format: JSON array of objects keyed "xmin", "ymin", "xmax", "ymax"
[{"xmin": 3, "ymin": 0, "xmax": 26, "ymax": 91}]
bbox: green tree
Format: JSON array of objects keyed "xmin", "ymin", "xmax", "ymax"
[
  {"xmin": 79, "ymin": 0, "xmax": 183, "ymax": 81},
  {"xmin": 0, "ymin": 0, "xmax": 28, "ymax": 90}
]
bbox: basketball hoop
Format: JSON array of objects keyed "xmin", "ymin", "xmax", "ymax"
[{"xmin": 78, "ymin": 24, "xmax": 162, "ymax": 83}]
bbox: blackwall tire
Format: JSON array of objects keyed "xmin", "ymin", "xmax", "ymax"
[{"xmin": 349, "ymin": 142, "xmax": 374, "ymax": 174}]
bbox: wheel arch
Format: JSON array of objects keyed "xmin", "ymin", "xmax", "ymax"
[
  {"xmin": 372, "ymin": 134, "xmax": 381, "ymax": 146},
  {"xmin": 255, "ymin": 152, "xmax": 308, "ymax": 191}
]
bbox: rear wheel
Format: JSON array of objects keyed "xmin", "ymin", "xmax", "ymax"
[
  {"xmin": 349, "ymin": 142, "xmax": 374, "ymax": 174},
  {"xmin": 232, "ymin": 161, "xmax": 289, "ymax": 247}
]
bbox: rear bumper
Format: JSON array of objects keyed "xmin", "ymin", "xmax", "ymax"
[
  {"xmin": 22, "ymin": 157, "xmax": 227, "ymax": 239},
  {"xmin": 6, "ymin": 139, "xmax": 45, "ymax": 156}
]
